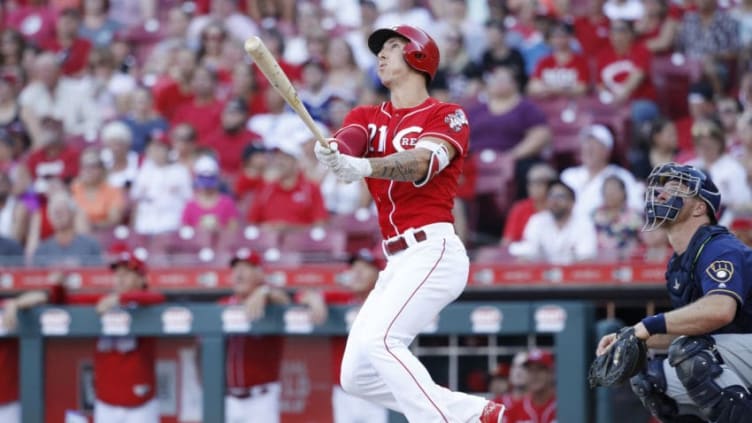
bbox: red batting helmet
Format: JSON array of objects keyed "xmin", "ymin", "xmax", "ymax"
[{"xmin": 367, "ymin": 25, "xmax": 440, "ymax": 82}]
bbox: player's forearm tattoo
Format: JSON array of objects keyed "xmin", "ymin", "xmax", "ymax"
[{"xmin": 369, "ymin": 150, "xmax": 428, "ymax": 182}]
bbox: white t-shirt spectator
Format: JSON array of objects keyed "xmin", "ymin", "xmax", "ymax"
[
  {"xmin": 130, "ymin": 160, "xmax": 193, "ymax": 234},
  {"xmin": 19, "ymin": 78, "xmax": 102, "ymax": 139},
  {"xmin": 103, "ymin": 150, "xmax": 141, "ymax": 190},
  {"xmin": 509, "ymin": 210, "xmax": 598, "ymax": 265},
  {"xmin": 561, "ymin": 164, "xmax": 644, "ymax": 219}
]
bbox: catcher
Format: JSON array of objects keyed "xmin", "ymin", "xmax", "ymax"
[{"xmin": 591, "ymin": 163, "xmax": 752, "ymax": 422}]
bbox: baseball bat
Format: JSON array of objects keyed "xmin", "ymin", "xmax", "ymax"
[{"xmin": 244, "ymin": 36, "xmax": 329, "ymax": 148}]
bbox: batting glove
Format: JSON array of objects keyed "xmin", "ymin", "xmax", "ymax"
[
  {"xmin": 331, "ymin": 154, "xmax": 372, "ymax": 183},
  {"xmin": 314, "ymin": 139, "xmax": 340, "ymax": 168}
]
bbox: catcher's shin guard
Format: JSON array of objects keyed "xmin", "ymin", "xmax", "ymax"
[
  {"xmin": 668, "ymin": 335, "xmax": 752, "ymax": 422},
  {"xmin": 630, "ymin": 358, "xmax": 682, "ymax": 422}
]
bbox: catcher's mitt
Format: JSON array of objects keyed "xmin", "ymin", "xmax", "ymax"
[{"xmin": 588, "ymin": 327, "xmax": 647, "ymax": 388}]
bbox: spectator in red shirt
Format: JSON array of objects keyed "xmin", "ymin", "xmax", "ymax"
[
  {"xmin": 246, "ymin": 141, "xmax": 328, "ymax": 229},
  {"xmin": 504, "ymin": 349, "xmax": 557, "ymax": 423},
  {"xmin": 171, "ymin": 65, "xmax": 225, "ymax": 142},
  {"xmin": 233, "ymin": 144, "xmax": 269, "ymax": 204},
  {"xmin": 204, "ymin": 98, "xmax": 262, "ymax": 176},
  {"xmin": 527, "ymin": 21, "xmax": 590, "ymax": 99},
  {"xmin": 152, "ymin": 47, "xmax": 196, "ymax": 121},
  {"xmin": 596, "ymin": 19, "xmax": 660, "ymax": 127},
  {"xmin": 488, "ymin": 362, "xmax": 514, "ymax": 409},
  {"xmin": 573, "ymin": 0, "xmax": 611, "ymax": 58},
  {"xmin": 23, "ymin": 116, "xmax": 79, "ymax": 183},
  {"xmin": 40, "ymin": 8, "xmax": 92, "ymax": 77},
  {"xmin": 221, "ymin": 248, "xmax": 290, "ymax": 423},
  {"xmin": 501, "ymin": 162, "xmax": 558, "ymax": 246},
  {"xmin": 635, "ymin": 0, "xmax": 681, "ymax": 55},
  {"xmin": 297, "ymin": 247, "xmax": 388, "ymax": 423}
]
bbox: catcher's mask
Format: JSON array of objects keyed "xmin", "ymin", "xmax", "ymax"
[{"xmin": 643, "ymin": 162, "xmax": 721, "ymax": 231}]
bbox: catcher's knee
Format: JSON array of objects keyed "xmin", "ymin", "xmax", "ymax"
[
  {"xmin": 630, "ymin": 358, "xmax": 681, "ymax": 421},
  {"xmin": 668, "ymin": 335, "xmax": 752, "ymax": 422}
]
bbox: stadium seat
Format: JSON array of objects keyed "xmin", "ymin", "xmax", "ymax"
[
  {"xmin": 149, "ymin": 226, "xmax": 215, "ymax": 266},
  {"xmin": 279, "ymin": 227, "xmax": 348, "ymax": 263},
  {"xmin": 214, "ymin": 225, "xmax": 283, "ymax": 266},
  {"xmin": 327, "ymin": 208, "xmax": 382, "ymax": 253}
]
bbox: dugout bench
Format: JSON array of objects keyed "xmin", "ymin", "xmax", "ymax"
[{"xmin": 4, "ymin": 301, "xmax": 594, "ymax": 422}]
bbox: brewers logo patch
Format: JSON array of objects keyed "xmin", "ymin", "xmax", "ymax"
[
  {"xmin": 705, "ymin": 260, "xmax": 734, "ymax": 285},
  {"xmin": 444, "ymin": 109, "xmax": 468, "ymax": 132}
]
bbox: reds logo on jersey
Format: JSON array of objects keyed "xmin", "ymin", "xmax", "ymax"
[
  {"xmin": 392, "ymin": 126, "xmax": 422, "ymax": 151},
  {"xmin": 444, "ymin": 109, "xmax": 468, "ymax": 132}
]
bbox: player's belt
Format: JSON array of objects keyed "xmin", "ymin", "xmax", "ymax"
[{"xmin": 383, "ymin": 230, "xmax": 427, "ymax": 255}]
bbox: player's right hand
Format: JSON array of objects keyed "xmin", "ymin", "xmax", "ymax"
[{"xmin": 314, "ymin": 139, "xmax": 340, "ymax": 168}]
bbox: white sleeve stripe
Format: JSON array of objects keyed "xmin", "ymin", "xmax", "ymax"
[{"xmin": 419, "ymin": 132, "xmax": 465, "ymax": 155}]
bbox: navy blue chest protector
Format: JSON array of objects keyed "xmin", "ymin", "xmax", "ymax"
[{"xmin": 665, "ymin": 225, "xmax": 729, "ymax": 309}]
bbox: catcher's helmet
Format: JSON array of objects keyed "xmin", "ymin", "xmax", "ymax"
[
  {"xmin": 367, "ymin": 25, "xmax": 439, "ymax": 82},
  {"xmin": 643, "ymin": 162, "xmax": 721, "ymax": 231}
]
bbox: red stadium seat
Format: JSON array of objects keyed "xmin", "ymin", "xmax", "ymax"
[
  {"xmin": 279, "ymin": 227, "xmax": 348, "ymax": 263},
  {"xmin": 149, "ymin": 226, "xmax": 215, "ymax": 266},
  {"xmin": 214, "ymin": 225, "xmax": 283, "ymax": 266},
  {"xmin": 327, "ymin": 208, "xmax": 382, "ymax": 253}
]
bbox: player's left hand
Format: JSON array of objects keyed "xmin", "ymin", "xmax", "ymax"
[
  {"xmin": 96, "ymin": 293, "xmax": 120, "ymax": 314},
  {"xmin": 314, "ymin": 139, "xmax": 340, "ymax": 168}
]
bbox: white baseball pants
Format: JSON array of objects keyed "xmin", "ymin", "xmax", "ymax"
[
  {"xmin": 340, "ymin": 223, "xmax": 488, "ymax": 422},
  {"xmin": 225, "ymin": 382, "xmax": 281, "ymax": 423},
  {"xmin": 333, "ymin": 384, "xmax": 388, "ymax": 423},
  {"xmin": 94, "ymin": 398, "xmax": 159, "ymax": 423},
  {"xmin": 0, "ymin": 401, "xmax": 20, "ymax": 423}
]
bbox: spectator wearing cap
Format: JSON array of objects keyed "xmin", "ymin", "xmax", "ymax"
[
  {"xmin": 504, "ymin": 349, "xmax": 557, "ymax": 423},
  {"xmin": 561, "ymin": 124, "xmax": 643, "ymax": 219},
  {"xmin": 78, "ymin": 0, "xmax": 123, "ymax": 48},
  {"xmin": 171, "ymin": 65, "xmax": 225, "ymax": 142},
  {"xmin": 233, "ymin": 144, "xmax": 269, "ymax": 202},
  {"xmin": 488, "ymin": 362, "xmax": 514, "ymax": 409},
  {"xmin": 509, "ymin": 179, "xmax": 598, "ymax": 264},
  {"xmin": 686, "ymin": 118, "xmax": 752, "ymax": 225},
  {"xmin": 246, "ymin": 141, "xmax": 328, "ymax": 229},
  {"xmin": 677, "ymin": 0, "xmax": 739, "ymax": 97},
  {"xmin": 204, "ymin": 98, "xmax": 262, "ymax": 176},
  {"xmin": 39, "ymin": 8, "xmax": 92, "ymax": 76},
  {"xmin": 40, "ymin": 254, "xmax": 165, "ymax": 422},
  {"xmin": 71, "ymin": 147, "xmax": 126, "ymax": 231},
  {"xmin": 100, "ymin": 121, "xmax": 140, "ymax": 190},
  {"xmin": 181, "ymin": 155, "xmax": 239, "ymax": 233},
  {"xmin": 527, "ymin": 21, "xmax": 590, "ymax": 100},
  {"xmin": 220, "ymin": 248, "xmax": 290, "ymax": 423},
  {"xmin": 31, "ymin": 192, "xmax": 103, "ymax": 267},
  {"xmin": 674, "ymin": 81, "xmax": 718, "ymax": 156},
  {"xmin": 596, "ymin": 19, "xmax": 660, "ymax": 127},
  {"xmin": 120, "ymin": 86, "xmax": 169, "ymax": 155},
  {"xmin": 19, "ymin": 52, "xmax": 101, "ymax": 143},
  {"xmin": 297, "ymin": 246, "xmax": 388, "ymax": 423},
  {"xmin": 131, "ymin": 134, "xmax": 193, "ymax": 235},
  {"xmin": 501, "ymin": 162, "xmax": 558, "ymax": 246}
]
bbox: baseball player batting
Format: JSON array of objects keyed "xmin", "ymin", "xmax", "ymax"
[{"xmin": 314, "ymin": 25, "xmax": 505, "ymax": 422}]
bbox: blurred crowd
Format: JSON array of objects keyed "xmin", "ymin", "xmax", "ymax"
[{"xmin": 3, "ymin": 0, "xmax": 752, "ymax": 268}]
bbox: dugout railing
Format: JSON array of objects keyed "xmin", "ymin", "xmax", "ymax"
[{"xmin": 4, "ymin": 301, "xmax": 594, "ymax": 423}]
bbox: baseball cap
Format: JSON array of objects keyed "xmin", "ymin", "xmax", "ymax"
[
  {"xmin": 242, "ymin": 143, "xmax": 267, "ymax": 161},
  {"xmin": 581, "ymin": 124, "xmax": 614, "ymax": 150},
  {"xmin": 110, "ymin": 251, "xmax": 147, "ymax": 275},
  {"xmin": 194, "ymin": 155, "xmax": 220, "ymax": 188},
  {"xmin": 524, "ymin": 349, "xmax": 555, "ymax": 369},
  {"xmin": 349, "ymin": 247, "xmax": 386, "ymax": 270},
  {"xmin": 490, "ymin": 362, "xmax": 510, "ymax": 379},
  {"xmin": 230, "ymin": 248, "xmax": 262, "ymax": 267},
  {"xmin": 688, "ymin": 81, "xmax": 714, "ymax": 104}
]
